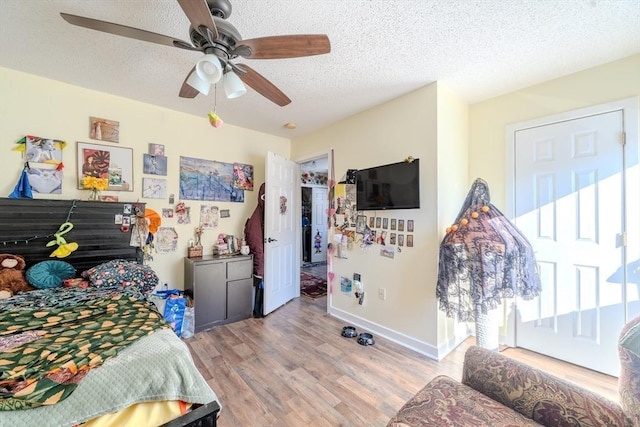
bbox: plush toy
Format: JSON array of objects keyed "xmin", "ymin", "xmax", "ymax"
[{"xmin": 0, "ymin": 254, "xmax": 33, "ymax": 299}]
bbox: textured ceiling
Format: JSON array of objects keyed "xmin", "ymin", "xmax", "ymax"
[{"xmin": 1, "ymin": 0, "xmax": 638, "ymax": 139}]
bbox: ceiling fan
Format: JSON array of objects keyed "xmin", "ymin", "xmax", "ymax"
[{"xmin": 60, "ymin": 0, "xmax": 331, "ymax": 106}]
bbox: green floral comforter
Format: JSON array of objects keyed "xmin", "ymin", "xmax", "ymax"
[{"xmin": 0, "ymin": 290, "xmax": 168, "ymax": 410}]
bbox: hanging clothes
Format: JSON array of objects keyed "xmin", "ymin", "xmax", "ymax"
[
  {"xmin": 436, "ymin": 178, "xmax": 541, "ymax": 322},
  {"xmin": 8, "ymin": 165, "xmax": 33, "ymax": 199},
  {"xmin": 244, "ymin": 183, "xmax": 265, "ymax": 277}
]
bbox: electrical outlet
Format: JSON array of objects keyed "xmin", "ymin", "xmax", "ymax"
[{"xmin": 378, "ymin": 288, "xmax": 386, "ymax": 300}]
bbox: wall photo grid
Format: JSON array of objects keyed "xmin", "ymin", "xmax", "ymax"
[{"xmin": 332, "ymin": 186, "xmax": 415, "ymax": 260}]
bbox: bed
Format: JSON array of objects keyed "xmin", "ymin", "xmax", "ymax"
[{"xmin": 0, "ymin": 198, "xmax": 221, "ymax": 427}]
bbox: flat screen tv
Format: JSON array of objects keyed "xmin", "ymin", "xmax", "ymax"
[{"xmin": 356, "ymin": 159, "xmax": 420, "ymax": 210}]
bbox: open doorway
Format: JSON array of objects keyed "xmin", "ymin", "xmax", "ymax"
[{"xmin": 299, "ymin": 156, "xmax": 328, "ymax": 299}]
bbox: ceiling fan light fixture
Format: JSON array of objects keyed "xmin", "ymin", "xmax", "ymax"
[
  {"xmin": 223, "ymin": 71, "xmax": 247, "ymax": 99},
  {"xmin": 195, "ymin": 54, "xmax": 223, "ymax": 84},
  {"xmin": 186, "ymin": 70, "xmax": 211, "ymax": 96}
]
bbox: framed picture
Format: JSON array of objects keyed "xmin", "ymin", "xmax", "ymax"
[
  {"xmin": 148, "ymin": 143, "xmax": 165, "ymax": 156},
  {"xmin": 77, "ymin": 142, "xmax": 133, "ymax": 191},
  {"xmin": 407, "ymin": 234, "xmax": 414, "ymax": 247},
  {"xmin": 398, "ymin": 219, "xmax": 405, "ymax": 232},
  {"xmin": 375, "ymin": 217, "xmax": 382, "ymax": 228},
  {"xmin": 382, "ymin": 218, "xmax": 389, "ymax": 229},
  {"xmin": 89, "ymin": 117, "xmax": 119, "ymax": 143},
  {"xmin": 390, "ymin": 219, "xmax": 397, "ymax": 230},
  {"xmin": 407, "ymin": 220, "xmax": 414, "ymax": 232},
  {"xmin": 398, "ymin": 234, "xmax": 405, "ymax": 247},
  {"xmin": 369, "ymin": 216, "xmax": 375, "ymax": 228}
]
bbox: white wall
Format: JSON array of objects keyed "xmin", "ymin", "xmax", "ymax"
[{"xmin": 0, "ymin": 67, "xmax": 290, "ymax": 289}]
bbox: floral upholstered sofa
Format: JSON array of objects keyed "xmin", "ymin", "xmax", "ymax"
[{"xmin": 388, "ymin": 315, "xmax": 640, "ymax": 427}]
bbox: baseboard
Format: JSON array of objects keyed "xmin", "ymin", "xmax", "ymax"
[{"xmin": 328, "ymin": 306, "xmax": 469, "ymax": 360}]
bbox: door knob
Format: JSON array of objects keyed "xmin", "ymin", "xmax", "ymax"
[{"xmin": 267, "ymin": 237, "xmax": 278, "ymax": 243}]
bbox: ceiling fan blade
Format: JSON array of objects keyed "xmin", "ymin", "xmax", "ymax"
[
  {"xmin": 176, "ymin": 0, "xmax": 218, "ymax": 43},
  {"xmin": 235, "ymin": 35, "xmax": 330, "ymax": 59},
  {"xmin": 236, "ymin": 64, "xmax": 291, "ymax": 106},
  {"xmin": 60, "ymin": 13, "xmax": 198, "ymax": 51},
  {"xmin": 179, "ymin": 66, "xmax": 199, "ymax": 98}
]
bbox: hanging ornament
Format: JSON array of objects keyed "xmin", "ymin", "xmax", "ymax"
[
  {"xmin": 46, "ymin": 222, "xmax": 79, "ymax": 258},
  {"xmin": 207, "ymin": 84, "xmax": 224, "ymax": 128}
]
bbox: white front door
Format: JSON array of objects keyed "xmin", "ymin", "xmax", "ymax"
[
  {"xmin": 263, "ymin": 152, "xmax": 300, "ymax": 315},
  {"xmin": 511, "ymin": 102, "xmax": 637, "ymax": 376},
  {"xmin": 311, "ymin": 187, "xmax": 328, "ymax": 264}
]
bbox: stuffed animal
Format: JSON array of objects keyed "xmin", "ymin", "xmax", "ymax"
[{"xmin": 0, "ymin": 254, "xmax": 33, "ymax": 299}]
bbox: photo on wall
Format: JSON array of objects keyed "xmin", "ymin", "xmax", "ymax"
[
  {"xmin": 89, "ymin": 117, "xmax": 119, "ymax": 143},
  {"xmin": 148, "ymin": 143, "xmax": 165, "ymax": 156},
  {"xmin": 143, "ymin": 154, "xmax": 168, "ymax": 176}
]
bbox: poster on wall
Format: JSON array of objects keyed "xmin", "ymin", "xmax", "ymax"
[
  {"xmin": 18, "ymin": 135, "xmax": 65, "ymax": 164},
  {"xmin": 233, "ymin": 162, "xmax": 254, "ymax": 190},
  {"xmin": 26, "ymin": 167, "xmax": 63, "ymax": 194},
  {"xmin": 89, "ymin": 117, "xmax": 119, "ymax": 143},
  {"xmin": 142, "ymin": 177, "xmax": 167, "ymax": 199},
  {"xmin": 179, "ymin": 156, "xmax": 245, "ymax": 202},
  {"xmin": 199, "ymin": 205, "xmax": 219, "ymax": 228}
]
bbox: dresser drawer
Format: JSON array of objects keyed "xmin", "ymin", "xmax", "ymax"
[{"xmin": 227, "ymin": 258, "xmax": 252, "ymax": 281}]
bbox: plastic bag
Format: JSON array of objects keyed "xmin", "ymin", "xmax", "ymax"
[
  {"xmin": 181, "ymin": 306, "xmax": 195, "ymax": 338},
  {"xmin": 164, "ymin": 297, "xmax": 186, "ymax": 337}
]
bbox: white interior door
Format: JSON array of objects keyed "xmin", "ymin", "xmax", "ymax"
[
  {"xmin": 264, "ymin": 152, "xmax": 300, "ymax": 315},
  {"xmin": 513, "ymin": 108, "xmax": 629, "ymax": 376},
  {"xmin": 311, "ymin": 187, "xmax": 328, "ymax": 264}
]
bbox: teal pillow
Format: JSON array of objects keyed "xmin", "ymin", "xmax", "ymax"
[{"xmin": 26, "ymin": 260, "xmax": 76, "ymax": 289}]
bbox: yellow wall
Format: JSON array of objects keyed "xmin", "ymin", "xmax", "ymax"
[
  {"xmin": 292, "ymin": 82, "xmax": 469, "ymax": 357},
  {"xmin": 469, "ymin": 54, "xmax": 640, "ymax": 209},
  {"xmin": 435, "ymin": 84, "xmax": 470, "ymax": 351},
  {"xmin": 0, "ymin": 67, "xmax": 290, "ymax": 288}
]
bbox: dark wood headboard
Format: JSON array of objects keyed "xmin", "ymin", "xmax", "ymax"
[{"xmin": 0, "ymin": 198, "xmax": 143, "ymax": 273}]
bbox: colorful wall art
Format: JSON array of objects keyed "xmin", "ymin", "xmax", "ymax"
[{"xmin": 179, "ymin": 156, "xmax": 245, "ymax": 202}]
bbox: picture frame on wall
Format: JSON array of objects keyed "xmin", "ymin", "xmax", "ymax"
[{"xmin": 77, "ymin": 141, "xmax": 133, "ymax": 191}]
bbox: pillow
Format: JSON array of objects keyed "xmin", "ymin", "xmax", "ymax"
[
  {"xmin": 82, "ymin": 259, "xmax": 158, "ymax": 294},
  {"xmin": 26, "ymin": 260, "xmax": 76, "ymax": 289}
]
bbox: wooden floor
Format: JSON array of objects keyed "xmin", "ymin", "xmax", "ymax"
[{"xmin": 185, "ymin": 296, "xmax": 619, "ymax": 427}]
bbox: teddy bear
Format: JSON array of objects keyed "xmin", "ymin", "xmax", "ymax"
[{"xmin": 0, "ymin": 254, "xmax": 34, "ymax": 299}]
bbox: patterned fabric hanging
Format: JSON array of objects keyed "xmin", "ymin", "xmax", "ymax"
[{"xmin": 436, "ymin": 178, "xmax": 541, "ymax": 321}]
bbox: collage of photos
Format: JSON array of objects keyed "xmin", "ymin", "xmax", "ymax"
[{"xmin": 351, "ymin": 212, "xmax": 415, "ymax": 259}]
